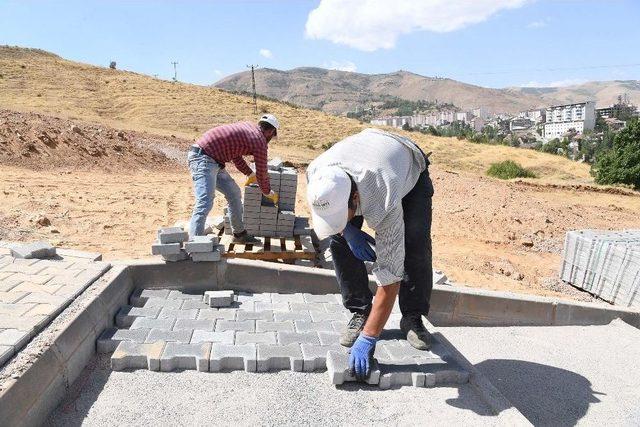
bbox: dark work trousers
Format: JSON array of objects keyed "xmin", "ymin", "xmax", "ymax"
[{"xmin": 329, "ymin": 169, "xmax": 434, "ymax": 317}]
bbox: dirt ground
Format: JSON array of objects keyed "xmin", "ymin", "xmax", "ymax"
[{"xmin": 2, "ymin": 159, "xmax": 639, "ymax": 302}]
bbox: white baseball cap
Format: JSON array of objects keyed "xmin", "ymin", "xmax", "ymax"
[
  {"xmin": 306, "ymin": 166, "xmax": 351, "ymax": 239},
  {"xmin": 258, "ymin": 114, "xmax": 279, "ymax": 130}
]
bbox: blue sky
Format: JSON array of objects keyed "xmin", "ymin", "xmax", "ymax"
[{"xmin": 1, "ymin": 0, "xmax": 639, "ymax": 88}]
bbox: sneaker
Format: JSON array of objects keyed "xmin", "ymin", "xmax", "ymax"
[
  {"xmin": 340, "ymin": 311, "xmax": 369, "ymax": 347},
  {"xmin": 232, "ymin": 230, "xmax": 260, "ymax": 244},
  {"xmin": 400, "ymin": 314, "xmax": 431, "ymax": 350}
]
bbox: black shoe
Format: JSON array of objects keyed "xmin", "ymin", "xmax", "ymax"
[
  {"xmin": 232, "ymin": 230, "xmax": 260, "ymax": 244},
  {"xmin": 340, "ymin": 311, "xmax": 369, "ymax": 347},
  {"xmin": 400, "ymin": 314, "xmax": 431, "ymax": 350}
]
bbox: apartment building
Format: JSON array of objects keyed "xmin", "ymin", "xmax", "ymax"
[{"xmin": 544, "ymin": 101, "xmax": 596, "ymax": 139}]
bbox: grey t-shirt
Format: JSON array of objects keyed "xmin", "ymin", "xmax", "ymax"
[{"xmin": 307, "ymin": 128, "xmax": 426, "ymax": 286}]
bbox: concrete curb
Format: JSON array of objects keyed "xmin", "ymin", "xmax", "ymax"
[{"xmin": 0, "ymin": 265, "xmax": 134, "ymax": 427}]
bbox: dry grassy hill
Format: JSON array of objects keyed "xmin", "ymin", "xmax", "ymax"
[{"xmin": 0, "ymin": 46, "xmax": 591, "ymax": 182}]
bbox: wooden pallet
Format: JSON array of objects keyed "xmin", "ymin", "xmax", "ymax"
[{"xmin": 219, "ymin": 234, "xmax": 315, "ymax": 261}]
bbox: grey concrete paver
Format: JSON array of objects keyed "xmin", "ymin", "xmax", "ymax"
[
  {"xmin": 190, "ymin": 330, "xmax": 235, "ymax": 345},
  {"xmin": 173, "ymin": 318, "xmax": 216, "ymax": 331},
  {"xmin": 160, "ymin": 342, "xmax": 211, "ymax": 372},
  {"xmin": 210, "ymin": 343, "xmax": 257, "ymax": 372}
]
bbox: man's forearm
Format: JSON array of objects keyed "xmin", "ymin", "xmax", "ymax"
[{"xmin": 362, "ymin": 283, "xmax": 400, "ymax": 337}]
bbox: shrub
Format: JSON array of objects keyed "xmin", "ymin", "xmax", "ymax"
[
  {"xmin": 487, "ymin": 160, "xmax": 536, "ymax": 180},
  {"xmin": 592, "ymin": 119, "xmax": 640, "ymax": 189}
]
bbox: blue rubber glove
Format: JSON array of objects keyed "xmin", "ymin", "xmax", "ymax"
[
  {"xmin": 342, "ymin": 223, "xmax": 376, "ymax": 262},
  {"xmin": 349, "ymin": 333, "xmax": 377, "ymax": 380}
]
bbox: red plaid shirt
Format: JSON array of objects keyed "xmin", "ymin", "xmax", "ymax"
[{"xmin": 196, "ymin": 122, "xmax": 271, "ymax": 194}]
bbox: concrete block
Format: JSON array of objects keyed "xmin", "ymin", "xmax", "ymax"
[
  {"xmin": 326, "ymin": 351, "xmax": 380, "ymax": 385},
  {"xmin": 256, "ymin": 320, "xmax": 295, "ymax": 332},
  {"xmin": 210, "ymin": 343, "xmax": 257, "ymax": 372},
  {"xmin": 235, "ymin": 331, "xmax": 277, "ymax": 345},
  {"xmin": 295, "ymin": 320, "xmax": 334, "ymax": 332},
  {"xmin": 190, "ymin": 330, "xmax": 235, "ymax": 345},
  {"xmin": 158, "ymin": 308, "xmax": 198, "ymax": 320},
  {"xmin": 173, "ymin": 318, "xmax": 216, "ymax": 331},
  {"xmin": 115, "ymin": 305, "xmax": 161, "ymax": 328},
  {"xmin": 184, "ymin": 235, "xmax": 217, "ymax": 253},
  {"xmin": 268, "ymin": 158, "xmax": 283, "ymax": 170},
  {"xmin": 257, "ymin": 343, "xmax": 303, "ymax": 372},
  {"xmin": 10, "ymin": 241, "xmax": 56, "ymax": 259},
  {"xmin": 111, "ymin": 341, "xmax": 165, "ymax": 371},
  {"xmin": 191, "ymin": 250, "xmax": 221, "ymax": 262},
  {"xmin": 204, "ymin": 290, "xmax": 234, "ymax": 307},
  {"xmin": 129, "ymin": 317, "xmax": 175, "ymax": 331},
  {"xmin": 162, "ymin": 250, "xmax": 189, "ymax": 262},
  {"xmin": 146, "ymin": 328, "xmax": 192, "ymax": 344},
  {"xmin": 236, "ymin": 310, "xmax": 274, "ymax": 321},
  {"xmin": 382, "ymin": 343, "xmax": 440, "ymax": 362},
  {"xmin": 277, "ymin": 331, "xmax": 320, "ymax": 346},
  {"xmin": 301, "ymin": 344, "xmax": 345, "ymax": 372},
  {"xmin": 160, "ymin": 342, "xmax": 211, "ymax": 372},
  {"xmin": 97, "ymin": 327, "xmax": 150, "ymax": 353},
  {"xmin": 158, "ymin": 227, "xmax": 189, "ymax": 244},
  {"xmin": 151, "ymin": 241, "xmax": 181, "ymax": 256},
  {"xmin": 215, "ymin": 319, "xmax": 255, "ymax": 332}
]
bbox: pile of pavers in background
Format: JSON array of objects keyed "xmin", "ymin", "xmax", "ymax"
[
  {"xmin": 561, "ymin": 229, "xmax": 640, "ymax": 308},
  {"xmin": 152, "ymin": 227, "xmax": 224, "ymax": 262},
  {"xmin": 224, "ymin": 159, "xmax": 298, "ymax": 238},
  {"xmin": 98, "ymin": 288, "xmax": 468, "ymax": 389}
]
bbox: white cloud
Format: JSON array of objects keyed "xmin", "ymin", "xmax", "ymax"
[
  {"xmin": 259, "ymin": 48, "xmax": 273, "ymax": 59},
  {"xmin": 305, "ymin": 0, "xmax": 529, "ymax": 51},
  {"xmin": 526, "ymin": 19, "xmax": 547, "ymax": 29},
  {"xmin": 523, "ymin": 78, "xmax": 588, "ymax": 88},
  {"xmin": 324, "ymin": 60, "xmax": 357, "ymax": 72}
]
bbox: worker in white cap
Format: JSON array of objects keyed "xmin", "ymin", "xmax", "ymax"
[{"xmin": 306, "ymin": 128, "xmax": 434, "ymax": 380}]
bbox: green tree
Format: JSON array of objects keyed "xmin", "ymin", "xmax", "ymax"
[{"xmin": 592, "ymin": 119, "xmax": 640, "ymax": 189}]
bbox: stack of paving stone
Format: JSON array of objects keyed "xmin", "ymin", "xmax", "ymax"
[
  {"xmin": 560, "ymin": 229, "xmax": 640, "ymax": 308},
  {"xmin": 99, "ymin": 288, "xmax": 468, "ymax": 389},
  {"xmin": 224, "ymin": 160, "xmax": 298, "ymax": 238},
  {"xmin": 152, "ymin": 227, "xmax": 224, "ymax": 262}
]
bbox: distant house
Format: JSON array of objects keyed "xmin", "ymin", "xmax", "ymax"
[{"xmin": 544, "ymin": 101, "xmax": 596, "ymax": 140}]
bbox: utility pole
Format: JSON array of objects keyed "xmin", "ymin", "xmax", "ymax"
[
  {"xmin": 247, "ymin": 64, "xmax": 259, "ymax": 113},
  {"xmin": 171, "ymin": 61, "xmax": 178, "ymax": 82}
]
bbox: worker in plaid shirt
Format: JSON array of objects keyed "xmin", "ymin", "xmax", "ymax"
[{"xmin": 188, "ymin": 114, "xmax": 280, "ymax": 243}]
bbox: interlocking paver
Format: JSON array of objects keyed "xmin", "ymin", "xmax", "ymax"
[
  {"xmin": 139, "ymin": 297, "xmax": 183, "ymax": 309},
  {"xmin": 181, "ymin": 300, "xmax": 210, "ymax": 310},
  {"xmin": 97, "ymin": 327, "xmax": 151, "ymax": 353},
  {"xmin": 130, "ymin": 317, "xmax": 175, "ymax": 331},
  {"xmin": 317, "ymin": 331, "xmax": 341, "ymax": 346},
  {"xmin": 146, "ymin": 328, "xmax": 193, "ymax": 344},
  {"xmin": 0, "ymin": 328, "xmax": 31, "ymax": 349},
  {"xmin": 309, "ymin": 311, "xmax": 350, "ymax": 322},
  {"xmin": 173, "ymin": 318, "xmax": 216, "ymax": 331},
  {"xmin": 303, "ymin": 294, "xmax": 340, "ymax": 304},
  {"xmin": 0, "ymin": 345, "xmax": 13, "ymax": 366},
  {"xmin": 0, "ymin": 302, "xmax": 37, "ymax": 316},
  {"xmin": 158, "ymin": 307, "xmax": 198, "ymax": 320},
  {"xmin": 255, "ymin": 302, "xmax": 289, "ymax": 312},
  {"xmin": 274, "ymin": 311, "xmax": 312, "ymax": 322},
  {"xmin": 116, "ymin": 306, "xmax": 162, "ymax": 328},
  {"xmin": 236, "ymin": 310, "xmax": 273, "ymax": 321},
  {"xmin": 277, "ymin": 331, "xmax": 320, "ymax": 346},
  {"xmin": 289, "ymin": 302, "xmax": 324, "ymax": 312},
  {"xmin": 236, "ymin": 331, "xmax": 277, "ymax": 345},
  {"xmin": 160, "ymin": 342, "xmax": 211, "ymax": 372},
  {"xmin": 111, "ymin": 341, "xmax": 165, "ymax": 371},
  {"xmin": 204, "ymin": 290, "xmax": 234, "ymax": 307},
  {"xmin": 326, "ymin": 350, "xmax": 381, "ymax": 385},
  {"xmin": 271, "ymin": 293, "xmax": 305, "ymax": 303},
  {"xmin": 215, "ymin": 319, "xmax": 255, "ymax": 332},
  {"xmin": 294, "ymin": 320, "xmax": 335, "ymax": 332},
  {"xmin": 198, "ymin": 309, "xmax": 236, "ymax": 320},
  {"xmin": 301, "ymin": 344, "xmax": 345, "ymax": 372},
  {"xmin": 256, "ymin": 320, "xmax": 295, "ymax": 332},
  {"xmin": 190, "ymin": 330, "xmax": 235, "ymax": 345},
  {"xmin": 257, "ymin": 343, "xmax": 303, "ymax": 372},
  {"xmin": 209, "ymin": 343, "xmax": 256, "ymax": 372}
]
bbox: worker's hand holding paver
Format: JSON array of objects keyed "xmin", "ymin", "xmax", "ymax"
[
  {"xmin": 264, "ymin": 190, "xmax": 279, "ymax": 206},
  {"xmin": 244, "ymin": 173, "xmax": 257, "ymax": 186},
  {"xmin": 342, "ymin": 223, "xmax": 376, "ymax": 262},
  {"xmin": 349, "ymin": 333, "xmax": 377, "ymax": 380}
]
